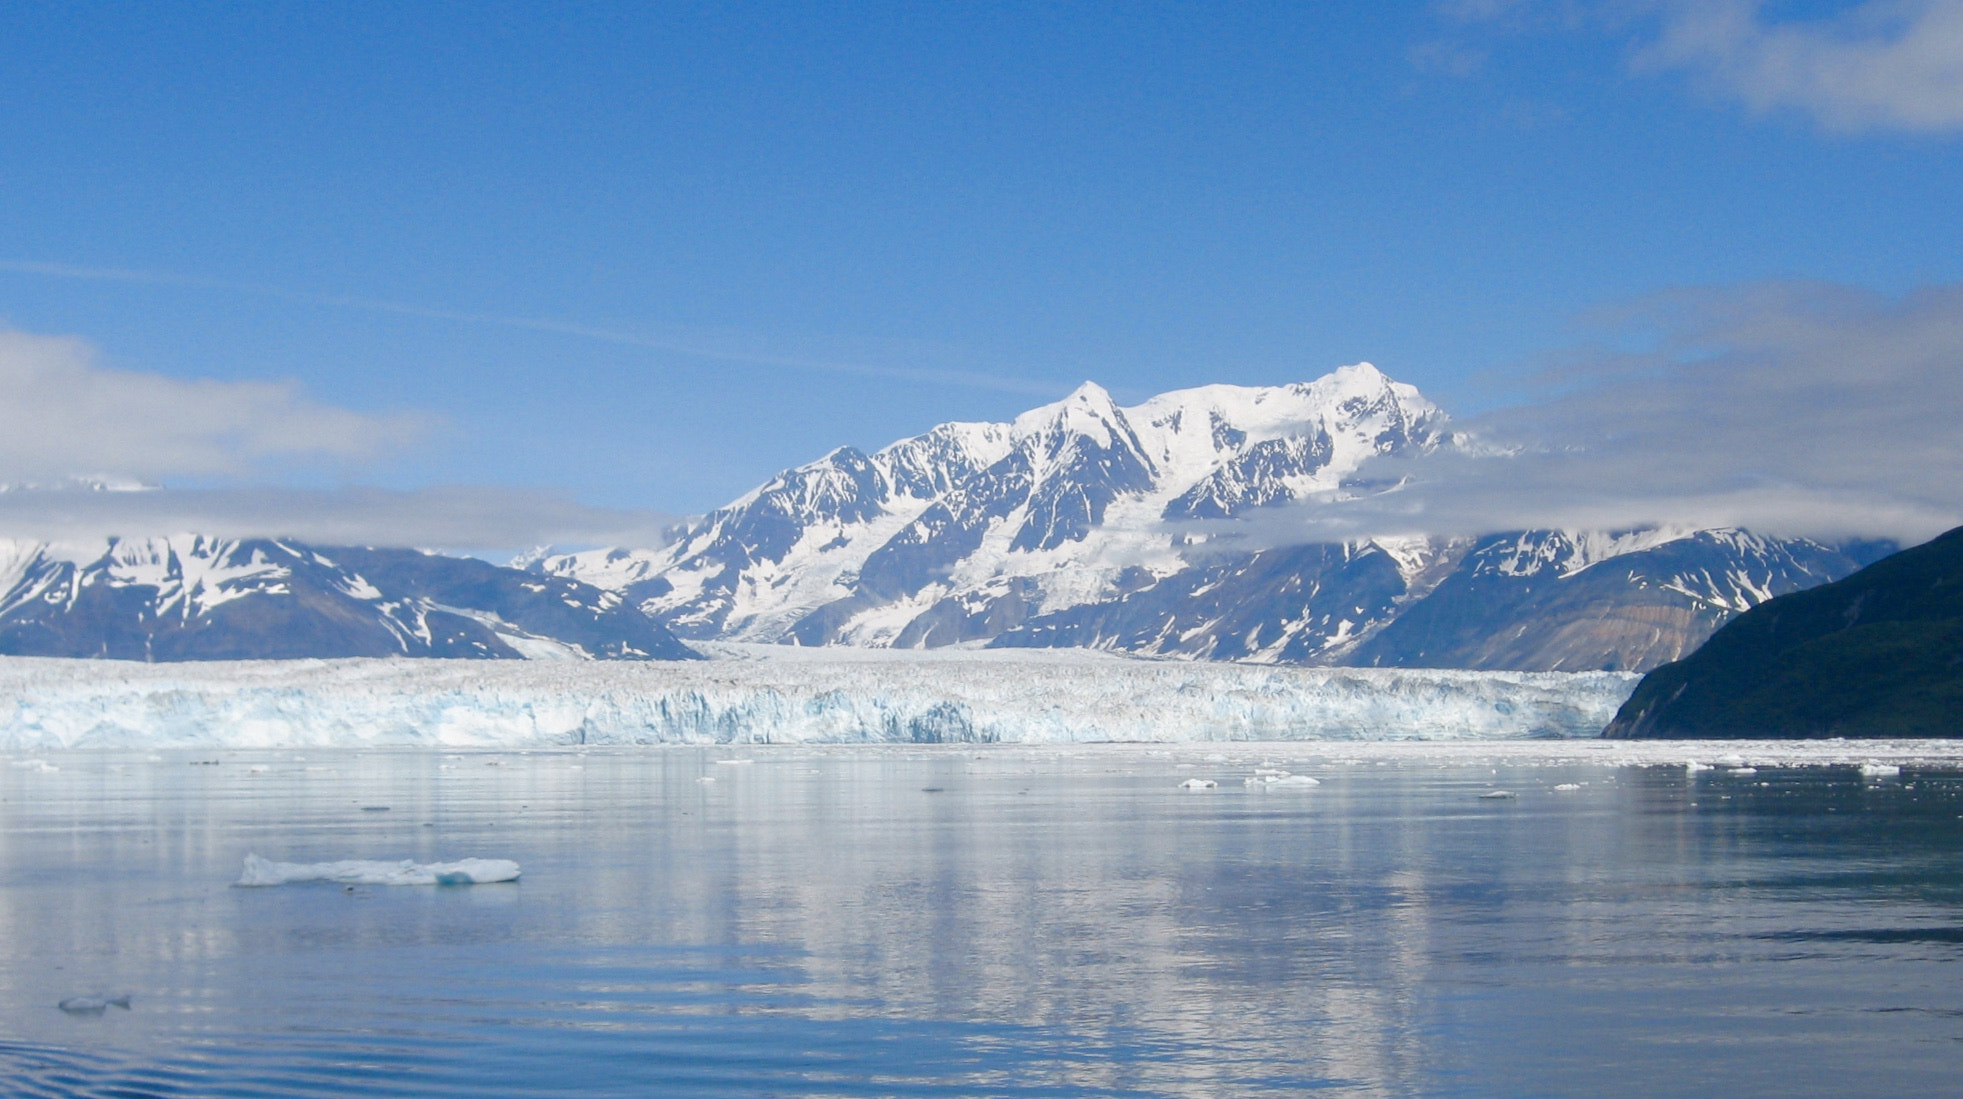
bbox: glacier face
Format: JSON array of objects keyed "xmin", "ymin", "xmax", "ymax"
[{"xmin": 0, "ymin": 646, "xmax": 1637, "ymax": 749}]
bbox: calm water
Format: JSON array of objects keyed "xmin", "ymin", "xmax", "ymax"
[{"xmin": 3, "ymin": 746, "xmax": 1962, "ymax": 1097}]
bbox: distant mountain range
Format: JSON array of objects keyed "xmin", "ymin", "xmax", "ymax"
[
  {"xmin": 528, "ymin": 364, "xmax": 1891, "ymax": 672},
  {"xmin": 0, "ymin": 364, "xmax": 1894, "ymax": 666},
  {"xmin": 0, "ymin": 536, "xmax": 696, "ymax": 661}
]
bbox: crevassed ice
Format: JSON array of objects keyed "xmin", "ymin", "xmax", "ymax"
[
  {"xmin": 0, "ymin": 646, "xmax": 1639, "ymax": 749},
  {"xmin": 235, "ymin": 853, "xmax": 521, "ymax": 887}
]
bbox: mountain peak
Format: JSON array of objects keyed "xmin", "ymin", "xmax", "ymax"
[
  {"xmin": 1065, "ymin": 379, "xmax": 1113, "ymax": 403},
  {"xmin": 1012, "ymin": 379, "xmax": 1128, "ymax": 446}
]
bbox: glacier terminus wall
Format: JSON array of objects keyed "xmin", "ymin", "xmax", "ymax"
[{"xmin": 0, "ymin": 645, "xmax": 1637, "ymax": 749}]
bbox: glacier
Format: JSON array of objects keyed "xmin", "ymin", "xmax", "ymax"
[{"xmin": 0, "ymin": 644, "xmax": 1637, "ymax": 749}]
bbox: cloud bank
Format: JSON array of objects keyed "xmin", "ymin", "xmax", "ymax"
[
  {"xmin": 1255, "ymin": 279, "xmax": 1963, "ymax": 544},
  {"xmin": 0, "ymin": 484, "xmax": 677, "ymax": 556},
  {"xmin": 1640, "ymin": 0, "xmax": 1963, "ymax": 133},
  {"xmin": 0, "ymin": 329, "xmax": 674, "ymax": 553},
  {"xmin": 0, "ymin": 329, "xmax": 424, "ymax": 483}
]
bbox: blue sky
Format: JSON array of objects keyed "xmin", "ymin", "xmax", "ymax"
[{"xmin": 1, "ymin": 1, "xmax": 1960, "ymax": 547}]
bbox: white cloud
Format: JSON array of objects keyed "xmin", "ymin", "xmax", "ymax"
[
  {"xmin": 0, "ymin": 328, "xmax": 425, "ymax": 483},
  {"xmin": 1639, "ymin": 0, "xmax": 1963, "ymax": 133},
  {"xmin": 1436, "ymin": 0, "xmax": 1963, "ymax": 133},
  {"xmin": 0, "ymin": 484, "xmax": 677, "ymax": 557},
  {"xmin": 0, "ymin": 328, "xmax": 670, "ymax": 554},
  {"xmin": 1226, "ymin": 279, "xmax": 1963, "ymax": 545}
]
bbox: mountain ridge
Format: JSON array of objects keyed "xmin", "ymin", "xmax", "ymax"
[{"xmin": 0, "ymin": 535, "xmax": 699, "ymax": 662}]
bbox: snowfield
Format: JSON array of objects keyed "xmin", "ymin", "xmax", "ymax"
[{"xmin": 0, "ymin": 644, "xmax": 1639, "ymax": 749}]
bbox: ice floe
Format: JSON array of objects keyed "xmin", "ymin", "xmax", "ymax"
[
  {"xmin": 57, "ymin": 995, "xmax": 130, "ymax": 1016},
  {"xmin": 235, "ymin": 853, "xmax": 521, "ymax": 887}
]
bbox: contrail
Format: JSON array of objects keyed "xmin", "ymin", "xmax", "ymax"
[{"xmin": 0, "ymin": 259, "xmax": 1064, "ymax": 397}]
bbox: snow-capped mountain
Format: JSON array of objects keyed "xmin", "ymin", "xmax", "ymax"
[
  {"xmin": 530, "ymin": 363, "xmax": 1887, "ymax": 673},
  {"xmin": 535, "ymin": 363, "xmax": 1448, "ymax": 647},
  {"xmin": 0, "ymin": 536, "xmax": 698, "ymax": 661},
  {"xmin": 992, "ymin": 528, "xmax": 1890, "ymax": 671}
]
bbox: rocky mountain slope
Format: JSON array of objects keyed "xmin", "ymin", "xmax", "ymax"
[
  {"xmin": 1605, "ymin": 526, "xmax": 1963, "ymax": 738},
  {"xmin": 0, "ymin": 536, "xmax": 698, "ymax": 661},
  {"xmin": 990, "ymin": 529, "xmax": 1889, "ymax": 671}
]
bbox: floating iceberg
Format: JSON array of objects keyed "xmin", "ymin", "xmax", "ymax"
[
  {"xmin": 235, "ymin": 853, "xmax": 521, "ymax": 887},
  {"xmin": 0, "ymin": 645, "xmax": 1639, "ymax": 749}
]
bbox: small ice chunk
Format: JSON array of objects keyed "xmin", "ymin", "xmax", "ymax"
[
  {"xmin": 1716, "ymin": 753, "xmax": 1747, "ymax": 768},
  {"xmin": 1728, "ymin": 767, "xmax": 1758, "ymax": 776},
  {"xmin": 247, "ymin": 765, "xmax": 269, "ymax": 774},
  {"xmin": 695, "ymin": 776, "xmax": 716, "ymax": 784},
  {"xmin": 1203, "ymin": 753, "xmax": 1229, "ymax": 763},
  {"xmin": 11, "ymin": 759, "xmax": 57, "ymax": 772},
  {"xmin": 58, "ymin": 995, "xmax": 130, "ymax": 1016},
  {"xmin": 1553, "ymin": 783, "xmax": 1582, "ymax": 791},
  {"xmin": 235, "ymin": 853, "xmax": 520, "ymax": 887},
  {"xmin": 1177, "ymin": 778, "xmax": 1217, "ymax": 790},
  {"xmin": 1684, "ymin": 761, "xmax": 1712, "ymax": 773},
  {"xmin": 1478, "ymin": 790, "xmax": 1518, "ymax": 800},
  {"xmin": 713, "ymin": 759, "xmax": 754, "ymax": 766},
  {"xmin": 1860, "ymin": 763, "xmax": 1902, "ymax": 778},
  {"xmin": 1267, "ymin": 774, "xmax": 1320, "ymax": 787}
]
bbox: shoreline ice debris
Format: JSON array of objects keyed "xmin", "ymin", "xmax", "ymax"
[
  {"xmin": 1246, "ymin": 772, "xmax": 1320, "ymax": 787},
  {"xmin": 235, "ymin": 853, "xmax": 521, "ymax": 887}
]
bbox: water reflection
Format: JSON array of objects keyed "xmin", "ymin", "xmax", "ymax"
[{"xmin": 1, "ymin": 748, "xmax": 1961, "ymax": 1095}]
